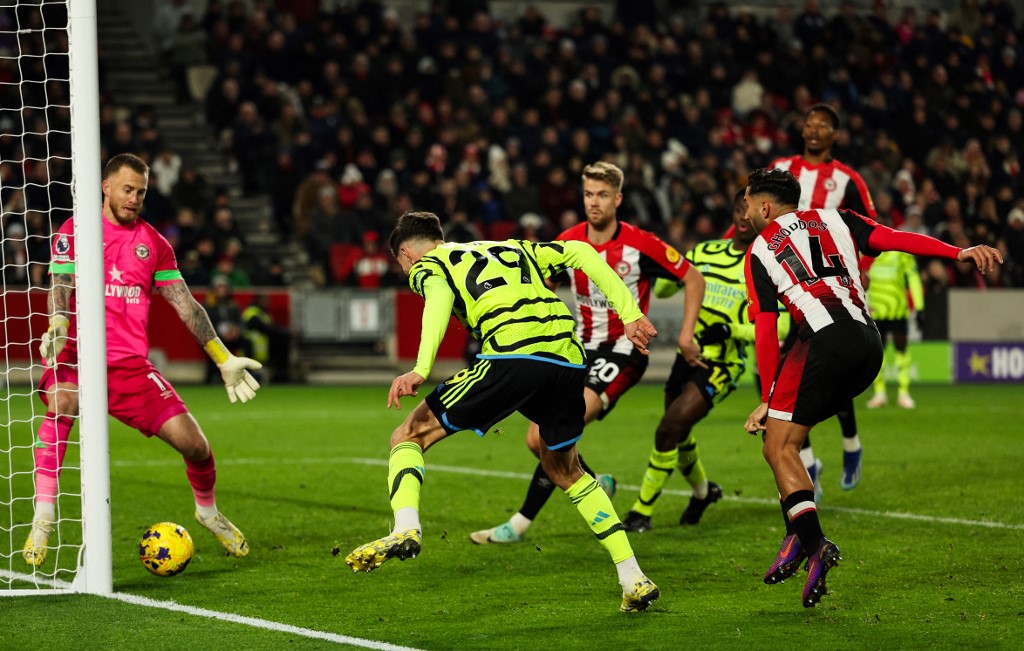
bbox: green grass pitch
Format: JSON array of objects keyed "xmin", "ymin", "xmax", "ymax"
[{"xmin": 2, "ymin": 383, "xmax": 1022, "ymax": 650}]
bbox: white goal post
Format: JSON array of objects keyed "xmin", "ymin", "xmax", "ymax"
[{"xmin": 0, "ymin": 0, "xmax": 109, "ymax": 596}]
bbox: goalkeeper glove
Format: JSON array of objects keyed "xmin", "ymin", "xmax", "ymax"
[
  {"xmin": 39, "ymin": 315, "xmax": 70, "ymax": 365},
  {"xmin": 697, "ymin": 323, "xmax": 731, "ymax": 346},
  {"xmin": 205, "ymin": 339, "xmax": 262, "ymax": 404},
  {"xmin": 218, "ymin": 354, "xmax": 262, "ymax": 403}
]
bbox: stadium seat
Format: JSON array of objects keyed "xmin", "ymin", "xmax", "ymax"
[{"xmin": 328, "ymin": 243, "xmax": 361, "ymax": 284}]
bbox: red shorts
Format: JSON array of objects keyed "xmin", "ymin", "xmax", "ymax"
[
  {"xmin": 767, "ymin": 320, "xmax": 882, "ymax": 426},
  {"xmin": 39, "ymin": 350, "xmax": 188, "ymax": 437}
]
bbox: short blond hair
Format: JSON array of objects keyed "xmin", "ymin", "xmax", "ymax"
[{"xmin": 582, "ymin": 161, "xmax": 624, "ymax": 195}]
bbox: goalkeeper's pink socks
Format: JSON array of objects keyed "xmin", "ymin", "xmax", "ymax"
[
  {"xmin": 185, "ymin": 450, "xmax": 217, "ymax": 508},
  {"xmin": 33, "ymin": 414, "xmax": 74, "ymax": 506}
]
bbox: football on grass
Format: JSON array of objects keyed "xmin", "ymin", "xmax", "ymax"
[{"xmin": 139, "ymin": 522, "xmax": 194, "ymax": 577}]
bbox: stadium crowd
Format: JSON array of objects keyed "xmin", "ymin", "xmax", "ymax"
[
  {"xmin": 2, "ymin": 1, "xmax": 1023, "ymax": 312},
  {"xmin": 186, "ymin": 0, "xmax": 1023, "ymax": 295}
]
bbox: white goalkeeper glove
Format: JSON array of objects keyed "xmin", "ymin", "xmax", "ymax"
[
  {"xmin": 39, "ymin": 315, "xmax": 70, "ymax": 365},
  {"xmin": 218, "ymin": 353, "xmax": 262, "ymax": 404},
  {"xmin": 205, "ymin": 338, "xmax": 262, "ymax": 404}
]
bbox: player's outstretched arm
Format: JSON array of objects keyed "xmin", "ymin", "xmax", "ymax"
[
  {"xmin": 957, "ymin": 245, "xmax": 1003, "ymax": 275},
  {"xmin": 867, "ymin": 226, "xmax": 1003, "ymax": 275},
  {"xmin": 159, "ymin": 281, "xmax": 262, "ymax": 403},
  {"xmin": 39, "ymin": 272, "xmax": 75, "ymax": 365}
]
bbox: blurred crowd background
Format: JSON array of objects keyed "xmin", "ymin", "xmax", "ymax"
[{"xmin": 2, "ymin": 0, "xmax": 1023, "ymax": 326}]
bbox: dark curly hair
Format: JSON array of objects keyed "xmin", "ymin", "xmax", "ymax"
[
  {"xmin": 746, "ymin": 168, "xmax": 801, "ymax": 206},
  {"xmin": 388, "ymin": 211, "xmax": 444, "ymax": 257}
]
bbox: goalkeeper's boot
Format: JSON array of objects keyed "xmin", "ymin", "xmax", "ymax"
[
  {"xmin": 22, "ymin": 517, "xmax": 54, "ymax": 567},
  {"xmin": 621, "ymin": 510, "xmax": 652, "ymax": 533},
  {"xmin": 469, "ymin": 521, "xmax": 524, "ymax": 545},
  {"xmin": 596, "ymin": 473, "xmax": 617, "ymax": 499},
  {"xmin": 195, "ymin": 510, "xmax": 249, "ymax": 557},
  {"xmin": 346, "ymin": 529, "xmax": 422, "ymax": 572},
  {"xmin": 802, "ymin": 538, "xmax": 841, "ymax": 608},
  {"xmin": 840, "ymin": 448, "xmax": 862, "ymax": 491},
  {"xmin": 620, "ymin": 577, "xmax": 660, "ymax": 612},
  {"xmin": 763, "ymin": 533, "xmax": 808, "ymax": 585},
  {"xmin": 680, "ymin": 481, "xmax": 722, "ymax": 525},
  {"xmin": 897, "ymin": 391, "xmax": 916, "ymax": 409}
]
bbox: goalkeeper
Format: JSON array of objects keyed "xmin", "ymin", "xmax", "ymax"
[
  {"xmin": 24, "ymin": 154, "xmax": 260, "ymax": 567},
  {"xmin": 621, "ymin": 190, "xmax": 783, "ymax": 532}
]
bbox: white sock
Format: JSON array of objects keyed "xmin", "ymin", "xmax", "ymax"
[
  {"xmin": 615, "ymin": 555, "xmax": 644, "ymax": 590},
  {"xmin": 842, "ymin": 435, "xmax": 861, "ymax": 453},
  {"xmin": 34, "ymin": 502, "xmax": 56, "ymax": 523},
  {"xmin": 799, "ymin": 447, "xmax": 816, "ymax": 470},
  {"xmin": 692, "ymin": 480, "xmax": 709, "ymax": 500},
  {"xmin": 393, "ymin": 507, "xmax": 421, "ymax": 534},
  {"xmin": 509, "ymin": 512, "xmax": 532, "ymax": 535},
  {"xmin": 195, "ymin": 503, "xmax": 218, "ymax": 520}
]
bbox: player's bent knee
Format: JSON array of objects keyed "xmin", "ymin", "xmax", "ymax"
[
  {"xmin": 390, "ymin": 402, "xmax": 445, "ymax": 450},
  {"xmin": 50, "ymin": 385, "xmax": 80, "ymax": 418},
  {"xmin": 525, "ymin": 426, "xmax": 542, "ymax": 457}
]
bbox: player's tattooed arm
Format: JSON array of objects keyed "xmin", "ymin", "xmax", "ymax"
[
  {"xmin": 158, "ymin": 281, "xmax": 218, "ymax": 346},
  {"xmin": 48, "ymin": 272, "xmax": 75, "ymax": 319}
]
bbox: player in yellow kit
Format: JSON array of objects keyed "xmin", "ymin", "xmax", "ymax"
[{"xmin": 864, "ymin": 248, "xmax": 924, "ymax": 410}]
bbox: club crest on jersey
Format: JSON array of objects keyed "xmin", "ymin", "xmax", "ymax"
[
  {"xmin": 615, "ymin": 260, "xmax": 632, "ymax": 277},
  {"xmin": 134, "ymin": 244, "xmax": 151, "ymax": 260},
  {"xmin": 824, "ymin": 178, "xmax": 837, "ymax": 191},
  {"xmin": 55, "ymin": 234, "xmax": 71, "ymax": 257}
]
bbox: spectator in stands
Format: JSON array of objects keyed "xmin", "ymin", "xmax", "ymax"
[
  {"xmin": 213, "ymin": 239, "xmax": 252, "ymax": 288},
  {"xmin": 292, "ymin": 159, "xmax": 335, "ymax": 240},
  {"xmin": 203, "ymin": 276, "xmax": 249, "ymax": 383},
  {"xmin": 206, "ymin": 76, "xmax": 242, "ymax": 134},
  {"xmin": 171, "ymin": 167, "xmax": 212, "ymax": 216},
  {"xmin": 306, "ymin": 185, "xmax": 354, "ymax": 282},
  {"xmin": 338, "ymin": 164, "xmax": 371, "ymax": 211},
  {"xmin": 353, "ymin": 231, "xmax": 391, "ymax": 289},
  {"xmin": 231, "ymin": 101, "xmax": 277, "ymax": 196},
  {"xmin": 242, "ymin": 293, "xmax": 292, "ymax": 383},
  {"xmin": 207, "ymin": 206, "xmax": 246, "ymax": 257},
  {"xmin": 170, "ymin": 11, "xmax": 207, "ymax": 102},
  {"xmin": 152, "ymin": 0, "xmax": 190, "ymax": 60},
  {"xmin": 151, "ymin": 146, "xmax": 182, "ymax": 197}
]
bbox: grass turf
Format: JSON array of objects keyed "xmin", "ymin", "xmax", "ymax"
[{"xmin": 2, "ymin": 383, "xmax": 1022, "ymax": 650}]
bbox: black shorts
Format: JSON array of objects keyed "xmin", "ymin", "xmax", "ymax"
[
  {"xmin": 584, "ymin": 348, "xmax": 648, "ymax": 419},
  {"xmin": 425, "ymin": 357, "xmax": 587, "ymax": 450},
  {"xmin": 875, "ymin": 318, "xmax": 908, "ymax": 339},
  {"xmin": 767, "ymin": 320, "xmax": 882, "ymax": 426},
  {"xmin": 665, "ymin": 354, "xmax": 743, "ymax": 406}
]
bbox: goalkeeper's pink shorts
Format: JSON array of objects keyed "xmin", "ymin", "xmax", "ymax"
[{"xmin": 39, "ymin": 350, "xmax": 187, "ymax": 437}]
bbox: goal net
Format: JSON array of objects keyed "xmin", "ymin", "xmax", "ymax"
[{"xmin": 1, "ymin": 0, "xmax": 109, "ymax": 596}]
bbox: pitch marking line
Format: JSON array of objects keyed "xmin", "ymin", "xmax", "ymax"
[
  {"xmin": 113, "ymin": 456, "xmax": 1024, "ymax": 531},
  {"xmin": 0, "ymin": 570, "xmax": 423, "ymax": 650}
]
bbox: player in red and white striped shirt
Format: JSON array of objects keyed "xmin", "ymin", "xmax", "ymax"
[
  {"xmin": 771, "ymin": 103, "xmax": 876, "ymax": 495},
  {"xmin": 742, "ymin": 168, "xmax": 1001, "ymax": 608}
]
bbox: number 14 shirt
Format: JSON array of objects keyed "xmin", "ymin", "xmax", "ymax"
[{"xmin": 745, "ymin": 208, "xmax": 882, "ymax": 342}]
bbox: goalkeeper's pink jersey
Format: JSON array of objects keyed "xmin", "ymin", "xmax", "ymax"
[{"xmin": 49, "ymin": 216, "xmax": 183, "ymax": 363}]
